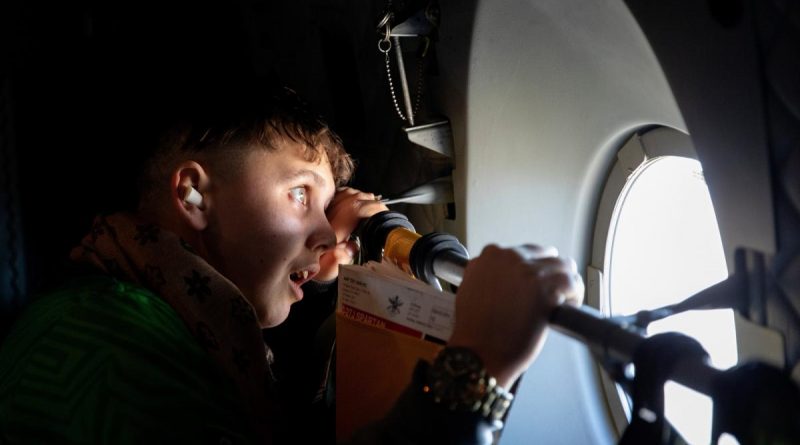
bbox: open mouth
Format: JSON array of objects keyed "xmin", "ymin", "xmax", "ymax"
[
  {"xmin": 289, "ymin": 267, "xmax": 317, "ymax": 287},
  {"xmin": 289, "ymin": 270, "xmax": 310, "ymax": 283}
]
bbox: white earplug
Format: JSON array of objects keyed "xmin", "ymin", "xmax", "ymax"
[{"xmin": 183, "ymin": 187, "xmax": 204, "ymax": 207}]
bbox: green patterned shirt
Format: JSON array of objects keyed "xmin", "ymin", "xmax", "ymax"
[{"xmin": 0, "ymin": 275, "xmax": 256, "ymax": 444}]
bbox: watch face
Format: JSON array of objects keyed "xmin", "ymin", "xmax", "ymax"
[{"xmin": 429, "ymin": 347, "xmax": 488, "ymax": 410}]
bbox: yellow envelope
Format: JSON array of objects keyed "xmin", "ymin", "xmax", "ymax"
[{"xmin": 335, "ymin": 263, "xmax": 454, "ymax": 441}]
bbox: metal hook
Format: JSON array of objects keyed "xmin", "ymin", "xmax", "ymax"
[
  {"xmin": 377, "ymin": 11, "xmax": 392, "ymax": 30},
  {"xmin": 419, "ymin": 36, "xmax": 431, "ymax": 58},
  {"xmin": 377, "ymin": 12, "xmax": 392, "ymax": 53}
]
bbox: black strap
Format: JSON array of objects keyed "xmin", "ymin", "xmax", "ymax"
[{"xmin": 711, "ymin": 362, "xmax": 800, "ymax": 444}]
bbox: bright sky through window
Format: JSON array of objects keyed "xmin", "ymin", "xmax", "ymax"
[{"xmin": 607, "ymin": 156, "xmax": 734, "ymax": 444}]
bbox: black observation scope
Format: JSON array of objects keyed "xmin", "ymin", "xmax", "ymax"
[{"xmin": 355, "ymin": 210, "xmax": 800, "ymax": 445}]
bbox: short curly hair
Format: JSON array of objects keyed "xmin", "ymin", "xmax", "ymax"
[{"xmin": 139, "ymin": 87, "xmax": 354, "ymax": 208}]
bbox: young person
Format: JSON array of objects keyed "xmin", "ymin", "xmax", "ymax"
[{"xmin": 0, "ymin": 87, "xmax": 583, "ymax": 444}]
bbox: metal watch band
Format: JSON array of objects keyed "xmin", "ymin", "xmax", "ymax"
[
  {"xmin": 425, "ymin": 347, "xmax": 515, "ymax": 423},
  {"xmin": 479, "ymin": 376, "xmax": 514, "ymax": 422}
]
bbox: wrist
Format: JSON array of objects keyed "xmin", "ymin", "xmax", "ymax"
[
  {"xmin": 446, "ymin": 339, "xmax": 520, "ymax": 389},
  {"xmin": 423, "ymin": 346, "xmax": 514, "ymax": 424}
]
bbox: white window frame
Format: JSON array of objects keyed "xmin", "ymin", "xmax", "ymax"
[{"xmin": 587, "ymin": 126, "xmax": 702, "ymax": 436}]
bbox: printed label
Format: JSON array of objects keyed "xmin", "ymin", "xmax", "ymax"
[{"xmin": 337, "ymin": 263, "xmax": 455, "ymax": 342}]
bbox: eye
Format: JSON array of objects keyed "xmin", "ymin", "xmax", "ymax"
[{"xmin": 290, "ymin": 186, "xmax": 308, "ymax": 206}]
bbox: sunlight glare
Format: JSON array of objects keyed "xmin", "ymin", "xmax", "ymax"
[{"xmin": 607, "ymin": 156, "xmax": 734, "ymax": 444}]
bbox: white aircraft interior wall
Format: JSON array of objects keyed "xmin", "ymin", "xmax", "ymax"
[{"xmin": 433, "ymin": 0, "xmax": 685, "ymax": 442}]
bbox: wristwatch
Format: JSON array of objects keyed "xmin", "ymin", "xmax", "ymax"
[{"xmin": 424, "ymin": 347, "xmax": 514, "ymax": 423}]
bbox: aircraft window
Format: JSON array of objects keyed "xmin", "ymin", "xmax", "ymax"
[{"xmin": 590, "ymin": 128, "xmax": 734, "ymax": 444}]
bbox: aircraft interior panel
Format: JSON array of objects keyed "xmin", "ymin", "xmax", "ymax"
[{"xmin": 433, "ymin": 1, "xmax": 686, "ymax": 442}]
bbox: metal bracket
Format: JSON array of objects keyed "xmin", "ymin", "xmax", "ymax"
[
  {"xmin": 403, "ymin": 119, "xmax": 454, "ymax": 159},
  {"xmin": 390, "ymin": 8, "xmax": 437, "ymax": 38}
]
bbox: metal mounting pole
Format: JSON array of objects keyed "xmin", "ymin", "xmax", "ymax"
[
  {"xmin": 391, "ymin": 36, "xmax": 415, "ymax": 126},
  {"xmin": 429, "ymin": 248, "xmax": 723, "ymax": 396},
  {"xmin": 359, "ymin": 210, "xmax": 729, "ymax": 398}
]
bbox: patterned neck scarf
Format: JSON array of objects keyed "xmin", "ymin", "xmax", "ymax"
[{"xmin": 70, "ymin": 213, "xmax": 276, "ymax": 443}]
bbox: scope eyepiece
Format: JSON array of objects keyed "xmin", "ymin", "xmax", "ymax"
[{"xmin": 357, "ymin": 211, "xmax": 416, "ymax": 262}]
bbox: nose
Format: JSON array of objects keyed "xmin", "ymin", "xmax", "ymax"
[{"xmin": 307, "ymin": 210, "xmax": 337, "ymax": 254}]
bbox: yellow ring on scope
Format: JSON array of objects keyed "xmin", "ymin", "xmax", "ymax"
[{"xmin": 384, "ymin": 227, "xmax": 421, "ymax": 276}]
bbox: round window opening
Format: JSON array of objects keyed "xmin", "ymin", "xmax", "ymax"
[{"xmin": 605, "ymin": 155, "xmax": 736, "ymax": 444}]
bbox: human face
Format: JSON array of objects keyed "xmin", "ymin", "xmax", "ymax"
[{"xmin": 203, "ymin": 140, "xmax": 337, "ymax": 328}]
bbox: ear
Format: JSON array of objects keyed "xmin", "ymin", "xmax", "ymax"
[{"xmin": 171, "ymin": 161, "xmax": 211, "ymax": 231}]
